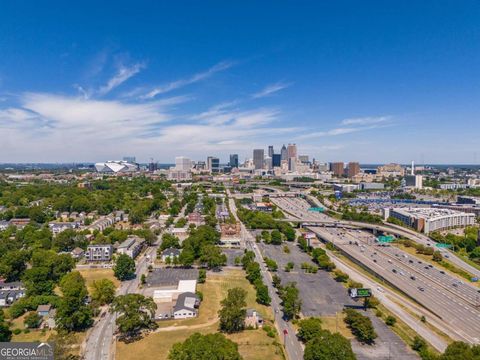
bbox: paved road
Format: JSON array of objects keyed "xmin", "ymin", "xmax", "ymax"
[
  {"xmin": 311, "ymin": 227, "xmax": 480, "ymax": 344},
  {"xmin": 228, "ymin": 195, "xmax": 304, "ymax": 360},
  {"xmin": 83, "ymin": 243, "xmax": 159, "ymax": 360},
  {"xmin": 274, "ymin": 196, "xmax": 480, "ymax": 280},
  {"xmin": 260, "ymin": 242, "xmax": 418, "ymax": 360}
]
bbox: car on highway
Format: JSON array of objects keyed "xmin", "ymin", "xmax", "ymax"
[
  {"xmin": 418, "ymin": 287, "xmax": 425, "ymax": 291},
  {"xmin": 392, "ymin": 269, "xmax": 397, "ymax": 273},
  {"xmin": 440, "ymin": 270, "xmax": 445, "ymax": 274},
  {"xmin": 410, "ymin": 276, "xmax": 416, "ymax": 280}
]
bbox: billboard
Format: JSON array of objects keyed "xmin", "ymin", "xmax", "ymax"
[{"xmin": 349, "ymin": 288, "xmax": 372, "ymax": 298}]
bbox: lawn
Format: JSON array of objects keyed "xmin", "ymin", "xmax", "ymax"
[
  {"xmin": 116, "ymin": 269, "xmax": 282, "ymax": 360},
  {"xmin": 78, "ymin": 268, "xmax": 120, "ymax": 293},
  {"xmin": 319, "ymin": 313, "xmax": 353, "ymax": 339}
]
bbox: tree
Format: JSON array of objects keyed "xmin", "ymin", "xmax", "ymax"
[
  {"xmin": 298, "ymin": 317, "xmax": 324, "ymax": 343},
  {"xmin": 334, "ymin": 270, "xmax": 349, "ymax": 283},
  {"xmin": 200, "ymin": 244, "xmax": 227, "ymax": 269},
  {"xmin": 91, "ymin": 279, "xmax": 116, "ymax": 305},
  {"xmin": 0, "ymin": 309, "xmax": 12, "ymax": 342},
  {"xmin": 198, "ymin": 269, "xmax": 206, "ymax": 283},
  {"xmin": 385, "ymin": 315, "xmax": 397, "ymax": 326},
  {"xmin": 343, "ymin": 309, "xmax": 377, "ymax": 344},
  {"xmin": 179, "ymin": 249, "xmax": 195, "ymax": 267},
  {"xmin": 114, "ymin": 254, "xmax": 136, "ymax": 281},
  {"xmin": 433, "ymin": 251, "xmax": 443, "ymax": 262},
  {"xmin": 304, "ymin": 331, "xmax": 356, "ymax": 360},
  {"xmin": 281, "ymin": 282, "xmax": 302, "ymax": 320},
  {"xmin": 412, "ymin": 336, "xmax": 427, "ymax": 352},
  {"xmin": 272, "ymin": 274, "xmax": 282, "ymax": 289},
  {"xmin": 111, "ymin": 294, "xmax": 157, "ymax": 339},
  {"xmin": 219, "ymin": 287, "xmax": 247, "ymax": 333},
  {"xmin": 159, "ymin": 233, "xmax": 180, "ymax": 251},
  {"xmin": 0, "ymin": 250, "xmax": 29, "ymax": 282},
  {"xmin": 56, "ymin": 271, "xmax": 93, "ymax": 331},
  {"xmin": 24, "ymin": 312, "xmax": 42, "ymax": 329},
  {"xmin": 169, "ymin": 332, "xmax": 242, "ymax": 360},
  {"xmin": 264, "ymin": 257, "xmax": 278, "ymax": 272},
  {"xmin": 255, "ymin": 280, "xmax": 271, "ymax": 305},
  {"xmin": 270, "ymin": 230, "xmax": 283, "ymax": 245}
]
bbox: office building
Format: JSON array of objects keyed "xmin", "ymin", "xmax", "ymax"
[
  {"xmin": 280, "ymin": 144, "xmax": 287, "ymax": 161},
  {"xmin": 272, "ymin": 154, "xmax": 282, "ymax": 167},
  {"xmin": 253, "ymin": 149, "xmax": 264, "ymax": 170},
  {"xmin": 268, "ymin": 145, "xmax": 274, "ymax": 158},
  {"xmin": 207, "ymin": 157, "xmax": 220, "ymax": 173},
  {"xmin": 287, "ymin": 144, "xmax": 297, "ymax": 159},
  {"xmin": 404, "ymin": 175, "xmax": 423, "ymax": 189},
  {"xmin": 85, "ymin": 245, "xmax": 113, "ymax": 262},
  {"xmin": 377, "ymin": 163, "xmax": 404, "ymax": 177},
  {"xmin": 299, "ymin": 155, "xmax": 309, "ymax": 164},
  {"xmin": 229, "ymin": 154, "xmax": 239, "ymax": 168},
  {"xmin": 175, "ymin": 156, "xmax": 192, "ymax": 171},
  {"xmin": 347, "ymin": 162, "xmax": 360, "ymax": 178},
  {"xmin": 384, "ymin": 208, "xmax": 475, "ymax": 234},
  {"xmin": 330, "ymin": 162, "xmax": 344, "ymax": 177},
  {"xmin": 265, "ymin": 156, "xmax": 272, "ymax": 170}
]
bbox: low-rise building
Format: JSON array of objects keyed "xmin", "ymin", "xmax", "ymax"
[
  {"xmin": 70, "ymin": 247, "xmax": 85, "ymax": 259},
  {"xmin": 48, "ymin": 222, "xmax": 81, "ymax": 235},
  {"xmin": 117, "ymin": 236, "xmax": 146, "ymax": 259},
  {"xmin": 172, "ymin": 292, "xmax": 200, "ymax": 319},
  {"xmin": 384, "ymin": 207, "xmax": 476, "ymax": 234},
  {"xmin": 85, "ymin": 244, "xmax": 113, "ymax": 262},
  {"xmin": 245, "ymin": 309, "xmax": 264, "ymax": 328},
  {"xmin": 161, "ymin": 248, "xmax": 181, "ymax": 262},
  {"xmin": 0, "ymin": 281, "xmax": 25, "ymax": 307}
]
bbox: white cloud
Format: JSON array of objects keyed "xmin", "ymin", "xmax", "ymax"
[
  {"xmin": 140, "ymin": 61, "xmax": 234, "ymax": 99},
  {"xmin": 252, "ymin": 82, "xmax": 291, "ymax": 98},
  {"xmin": 97, "ymin": 62, "xmax": 145, "ymax": 96},
  {"xmin": 341, "ymin": 116, "xmax": 390, "ymax": 126}
]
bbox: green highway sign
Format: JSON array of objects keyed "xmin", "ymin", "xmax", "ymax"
[
  {"xmin": 349, "ymin": 288, "xmax": 372, "ymax": 298},
  {"xmin": 436, "ymin": 243, "xmax": 452, "ymax": 248},
  {"xmin": 308, "ymin": 207, "xmax": 324, "ymax": 213},
  {"xmin": 377, "ymin": 235, "xmax": 395, "ymax": 243}
]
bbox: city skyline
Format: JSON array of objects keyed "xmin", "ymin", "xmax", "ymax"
[{"xmin": 1, "ymin": 1, "xmax": 479, "ymax": 164}]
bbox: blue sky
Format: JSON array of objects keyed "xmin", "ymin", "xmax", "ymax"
[{"xmin": 0, "ymin": 1, "xmax": 479, "ymax": 164}]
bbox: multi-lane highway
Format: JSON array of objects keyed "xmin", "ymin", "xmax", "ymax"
[
  {"xmin": 272, "ymin": 195, "xmax": 480, "ymax": 279},
  {"xmin": 311, "ymin": 226, "xmax": 480, "ymax": 344},
  {"xmin": 271, "ymin": 195, "xmax": 480, "ymax": 344}
]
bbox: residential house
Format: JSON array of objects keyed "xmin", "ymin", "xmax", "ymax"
[
  {"xmin": 161, "ymin": 248, "xmax": 181, "ymax": 262},
  {"xmin": 71, "ymin": 247, "xmax": 85, "ymax": 259},
  {"xmin": 85, "ymin": 245, "xmax": 113, "ymax": 262},
  {"xmin": 37, "ymin": 304, "xmax": 51, "ymax": 317},
  {"xmin": 245, "ymin": 309, "xmax": 264, "ymax": 328}
]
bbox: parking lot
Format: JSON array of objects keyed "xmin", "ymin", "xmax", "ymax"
[
  {"xmin": 145, "ymin": 268, "xmax": 199, "ymax": 287},
  {"xmin": 258, "ymin": 241, "xmax": 418, "ymax": 359},
  {"xmin": 222, "ymin": 248, "xmax": 244, "ymax": 266}
]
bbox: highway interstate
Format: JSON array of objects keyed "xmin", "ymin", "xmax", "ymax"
[
  {"xmin": 269, "ymin": 195, "xmax": 480, "ymax": 344},
  {"xmin": 310, "ymin": 226, "xmax": 480, "ymax": 344}
]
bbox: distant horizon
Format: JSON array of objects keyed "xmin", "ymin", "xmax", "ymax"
[{"xmin": 1, "ymin": 2, "xmax": 479, "ymax": 163}]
